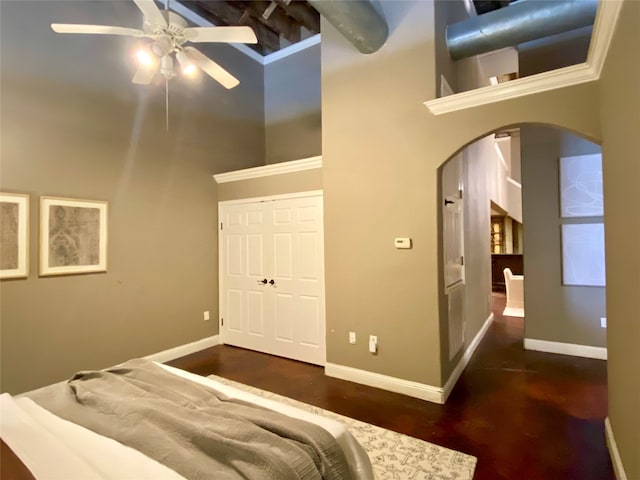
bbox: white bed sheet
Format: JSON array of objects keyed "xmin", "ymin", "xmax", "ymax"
[
  {"xmin": 0, "ymin": 393, "xmax": 186, "ymax": 480},
  {"xmin": 1, "ymin": 364, "xmax": 374, "ymax": 480}
]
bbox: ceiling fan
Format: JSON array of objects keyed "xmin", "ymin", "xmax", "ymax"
[{"xmin": 50, "ymin": 0, "xmax": 258, "ymax": 89}]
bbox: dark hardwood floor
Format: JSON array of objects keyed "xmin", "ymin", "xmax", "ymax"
[{"xmin": 169, "ymin": 293, "xmax": 613, "ymax": 480}]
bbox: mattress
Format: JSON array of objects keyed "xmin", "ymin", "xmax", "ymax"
[{"xmin": 0, "ymin": 362, "xmax": 374, "ymax": 480}]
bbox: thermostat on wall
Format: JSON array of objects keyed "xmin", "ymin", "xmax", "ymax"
[{"xmin": 394, "ymin": 237, "xmax": 412, "ymax": 249}]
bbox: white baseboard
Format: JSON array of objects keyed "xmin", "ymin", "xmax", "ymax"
[
  {"xmin": 443, "ymin": 313, "xmax": 494, "ymax": 402},
  {"xmin": 605, "ymin": 417, "xmax": 628, "ymax": 480},
  {"xmin": 524, "ymin": 338, "xmax": 607, "ymax": 360},
  {"xmin": 144, "ymin": 335, "xmax": 220, "ymax": 363},
  {"xmin": 325, "ymin": 363, "xmax": 445, "ymax": 404}
]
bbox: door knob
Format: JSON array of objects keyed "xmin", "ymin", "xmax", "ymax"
[
  {"xmin": 444, "ymin": 199, "xmax": 455, "ymax": 206},
  {"xmin": 257, "ymin": 278, "xmax": 268, "ymax": 285},
  {"xmin": 269, "ymin": 279, "xmax": 276, "ymax": 286}
]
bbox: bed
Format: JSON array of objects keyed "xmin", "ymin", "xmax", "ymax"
[{"xmin": 0, "ymin": 359, "xmax": 374, "ymax": 480}]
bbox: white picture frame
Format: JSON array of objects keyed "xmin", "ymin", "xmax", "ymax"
[
  {"xmin": 0, "ymin": 192, "xmax": 29, "ymax": 279},
  {"xmin": 40, "ymin": 196, "xmax": 108, "ymax": 276}
]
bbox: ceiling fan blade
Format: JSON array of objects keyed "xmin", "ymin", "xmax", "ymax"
[
  {"xmin": 132, "ymin": 64, "xmax": 157, "ymax": 85},
  {"xmin": 183, "ymin": 26, "xmax": 258, "ymax": 44},
  {"xmin": 51, "ymin": 24, "xmax": 144, "ymax": 36},
  {"xmin": 132, "ymin": 0, "xmax": 167, "ymax": 27},
  {"xmin": 184, "ymin": 47, "xmax": 239, "ymax": 89}
]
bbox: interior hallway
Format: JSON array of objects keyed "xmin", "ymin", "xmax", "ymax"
[{"xmin": 169, "ymin": 293, "xmax": 613, "ymax": 480}]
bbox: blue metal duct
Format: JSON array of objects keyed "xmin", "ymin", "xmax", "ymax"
[
  {"xmin": 447, "ymin": 0, "xmax": 599, "ymax": 60},
  {"xmin": 308, "ymin": 0, "xmax": 388, "ymax": 54}
]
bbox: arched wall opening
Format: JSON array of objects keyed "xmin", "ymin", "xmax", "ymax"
[{"xmin": 437, "ymin": 122, "xmax": 606, "ymax": 389}]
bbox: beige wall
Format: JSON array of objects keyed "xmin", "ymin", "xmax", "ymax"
[
  {"xmin": 434, "ymin": 0, "xmax": 468, "ymax": 95},
  {"xmin": 320, "ymin": 0, "xmax": 602, "ymax": 388},
  {"xmin": 217, "ymin": 169, "xmax": 322, "ymax": 202},
  {"xmin": 0, "ymin": 1, "xmax": 264, "ymax": 394},
  {"xmin": 321, "ymin": 1, "xmax": 444, "ymax": 385},
  {"xmin": 521, "ymin": 126, "xmax": 606, "ymax": 348},
  {"xmin": 598, "ymin": 1, "xmax": 640, "ymax": 478},
  {"xmin": 264, "ymin": 44, "xmax": 322, "ymax": 164}
]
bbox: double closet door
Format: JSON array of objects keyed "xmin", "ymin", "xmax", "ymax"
[{"xmin": 219, "ymin": 193, "xmax": 326, "ymax": 365}]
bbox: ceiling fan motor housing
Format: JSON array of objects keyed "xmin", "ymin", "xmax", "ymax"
[{"xmin": 143, "ymin": 11, "xmax": 187, "ymax": 37}]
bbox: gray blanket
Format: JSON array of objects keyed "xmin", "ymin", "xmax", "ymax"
[{"xmin": 30, "ymin": 359, "xmax": 350, "ymax": 480}]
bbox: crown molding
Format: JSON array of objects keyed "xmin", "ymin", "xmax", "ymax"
[
  {"xmin": 213, "ymin": 156, "xmax": 322, "ymax": 183},
  {"xmin": 424, "ymin": 0, "xmax": 623, "ymax": 115},
  {"xmin": 425, "ymin": 63, "xmax": 596, "ymax": 115},
  {"xmin": 263, "ymin": 35, "xmax": 321, "ymax": 65},
  {"xmin": 170, "ymin": 1, "xmax": 320, "ymax": 66}
]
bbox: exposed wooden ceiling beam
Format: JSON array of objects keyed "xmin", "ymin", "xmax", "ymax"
[
  {"xmin": 233, "ymin": 1, "xmax": 301, "ymax": 44},
  {"xmin": 275, "ymin": 0, "xmax": 320, "ymax": 34},
  {"xmin": 182, "ymin": 0, "xmax": 280, "ymax": 54},
  {"xmin": 181, "ymin": 0, "xmax": 319, "ymax": 54}
]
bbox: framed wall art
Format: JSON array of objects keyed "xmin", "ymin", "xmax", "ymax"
[
  {"xmin": 561, "ymin": 223, "xmax": 606, "ymax": 287},
  {"xmin": 559, "ymin": 154, "xmax": 603, "ymax": 218},
  {"xmin": 40, "ymin": 196, "xmax": 108, "ymax": 276},
  {"xmin": 0, "ymin": 192, "xmax": 29, "ymax": 279}
]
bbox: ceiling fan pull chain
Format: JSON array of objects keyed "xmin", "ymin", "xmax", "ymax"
[{"xmin": 165, "ymin": 77, "xmax": 169, "ymax": 132}]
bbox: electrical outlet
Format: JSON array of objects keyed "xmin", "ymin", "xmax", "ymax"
[
  {"xmin": 349, "ymin": 332, "xmax": 356, "ymax": 344},
  {"xmin": 600, "ymin": 317, "xmax": 607, "ymax": 328},
  {"xmin": 203, "ymin": 311, "xmax": 210, "ymax": 321},
  {"xmin": 369, "ymin": 335, "xmax": 378, "ymax": 354}
]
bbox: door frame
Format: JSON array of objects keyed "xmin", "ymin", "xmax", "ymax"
[{"xmin": 217, "ymin": 190, "xmax": 325, "ymax": 360}]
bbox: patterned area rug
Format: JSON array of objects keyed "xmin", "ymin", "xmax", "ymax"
[{"xmin": 208, "ymin": 375, "xmax": 477, "ymax": 480}]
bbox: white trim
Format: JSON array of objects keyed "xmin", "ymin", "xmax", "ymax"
[
  {"xmin": 524, "ymin": 338, "xmax": 607, "ymax": 360},
  {"xmin": 494, "ymin": 138, "xmax": 509, "ymax": 171},
  {"xmin": 171, "ymin": 1, "xmax": 320, "ymax": 65},
  {"xmin": 424, "ymin": 0, "xmax": 623, "ymax": 115},
  {"xmin": 443, "ymin": 313, "xmax": 494, "ymax": 402},
  {"xmin": 325, "ymin": 363, "xmax": 445, "ymax": 404},
  {"xmin": 605, "ymin": 417, "xmax": 629, "ymax": 480},
  {"xmin": 144, "ymin": 335, "xmax": 220, "ymax": 363},
  {"xmin": 218, "ymin": 190, "xmax": 323, "ymax": 207},
  {"xmin": 213, "ymin": 156, "xmax": 322, "ymax": 183},
  {"xmin": 425, "ymin": 63, "xmax": 596, "ymax": 115},
  {"xmin": 585, "ymin": 0, "xmax": 622, "ymax": 75},
  {"xmin": 507, "ymin": 176, "xmax": 522, "ymax": 188},
  {"xmin": 263, "ymin": 35, "xmax": 322, "ymax": 65}
]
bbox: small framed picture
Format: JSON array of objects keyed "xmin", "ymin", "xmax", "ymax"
[
  {"xmin": 40, "ymin": 196, "xmax": 108, "ymax": 276},
  {"xmin": 0, "ymin": 192, "xmax": 29, "ymax": 279}
]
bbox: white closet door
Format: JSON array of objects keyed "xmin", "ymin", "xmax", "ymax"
[
  {"xmin": 269, "ymin": 196, "xmax": 325, "ymax": 364},
  {"xmin": 220, "ymin": 203, "xmax": 271, "ymax": 353},
  {"xmin": 219, "ymin": 194, "xmax": 325, "ymax": 365}
]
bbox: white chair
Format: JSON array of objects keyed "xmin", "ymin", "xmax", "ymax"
[{"xmin": 503, "ymin": 268, "xmax": 525, "ymax": 317}]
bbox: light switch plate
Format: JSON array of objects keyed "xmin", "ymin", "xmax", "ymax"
[
  {"xmin": 394, "ymin": 238, "xmax": 412, "ymax": 249},
  {"xmin": 369, "ymin": 335, "xmax": 377, "ymax": 354}
]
